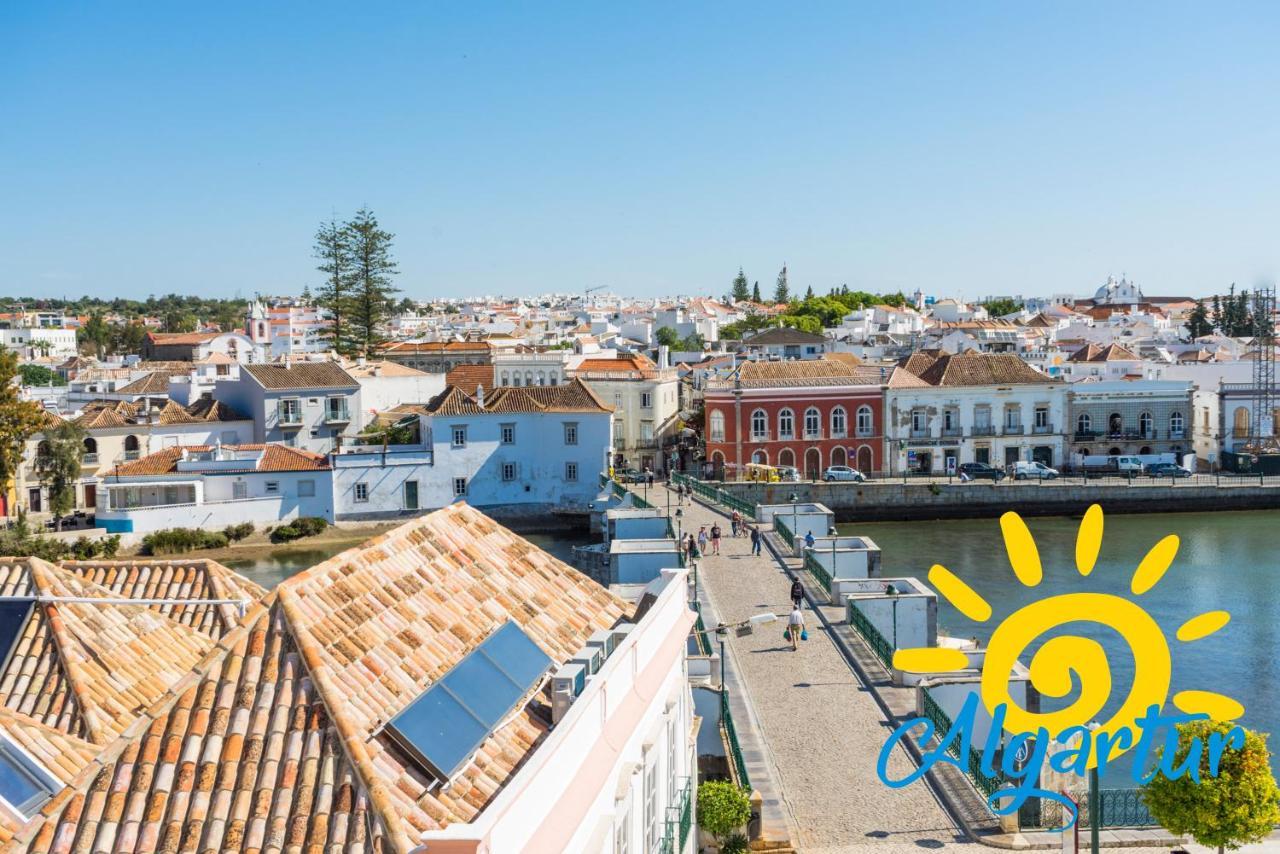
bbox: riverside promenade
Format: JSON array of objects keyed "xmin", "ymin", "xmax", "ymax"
[
  {"xmin": 654, "ymin": 483, "xmax": 972, "ymax": 853},
  {"xmin": 637, "ymin": 482, "xmax": 1280, "ymax": 854}
]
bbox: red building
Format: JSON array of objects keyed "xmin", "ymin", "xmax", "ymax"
[{"xmin": 703, "ymin": 358, "xmax": 886, "ymax": 479}]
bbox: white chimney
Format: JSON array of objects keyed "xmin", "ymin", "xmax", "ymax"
[
  {"xmin": 657, "ymin": 345, "xmax": 670, "ymax": 370},
  {"xmin": 476, "ymin": 384, "xmax": 485, "ymax": 408}
]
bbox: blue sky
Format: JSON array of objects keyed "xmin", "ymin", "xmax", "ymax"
[{"xmin": 4, "ymin": 2, "xmax": 1280, "ymax": 302}]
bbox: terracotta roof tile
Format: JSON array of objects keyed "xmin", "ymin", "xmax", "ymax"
[
  {"xmin": 145, "ymin": 331, "xmax": 220, "ymax": 345},
  {"xmin": 424, "ymin": 378, "xmax": 611, "ymax": 415},
  {"xmin": 276, "ymin": 503, "xmax": 631, "ymax": 847},
  {"xmin": 444, "ymin": 363, "xmax": 496, "ymax": 393},
  {"xmin": 114, "ymin": 371, "xmax": 176, "ymax": 395},
  {"xmin": 898, "ymin": 351, "xmax": 1055, "ymax": 386},
  {"xmin": 243, "ymin": 361, "xmax": 358, "ymax": 390},
  {"xmin": 109, "ymin": 443, "xmax": 330, "ymax": 477}
]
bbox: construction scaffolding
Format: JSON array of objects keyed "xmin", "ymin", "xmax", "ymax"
[{"xmin": 1245, "ymin": 285, "xmax": 1279, "ymax": 454}]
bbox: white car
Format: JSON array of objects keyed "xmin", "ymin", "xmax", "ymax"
[
  {"xmin": 1009, "ymin": 461, "xmax": 1059, "ymax": 480},
  {"xmin": 822, "ymin": 465, "xmax": 866, "ymax": 482}
]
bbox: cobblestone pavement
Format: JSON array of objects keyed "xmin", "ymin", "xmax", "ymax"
[{"xmin": 667, "ymin": 487, "xmax": 971, "ymax": 850}]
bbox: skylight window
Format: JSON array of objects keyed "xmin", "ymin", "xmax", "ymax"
[
  {"xmin": 0, "ymin": 731, "xmax": 60, "ymax": 817},
  {"xmin": 386, "ymin": 621, "xmax": 552, "ymax": 780}
]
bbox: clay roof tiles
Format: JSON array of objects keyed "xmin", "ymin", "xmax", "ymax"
[
  {"xmin": 243, "ymin": 361, "xmax": 358, "ymax": 390},
  {"xmin": 109, "ymin": 443, "xmax": 330, "ymax": 477},
  {"xmin": 114, "ymin": 371, "xmax": 175, "ymax": 395},
  {"xmin": 424, "ymin": 378, "xmax": 611, "ymax": 415},
  {"xmin": 444, "ymin": 363, "xmax": 496, "ymax": 393},
  {"xmin": 898, "ymin": 351, "xmax": 1055, "ymax": 386}
]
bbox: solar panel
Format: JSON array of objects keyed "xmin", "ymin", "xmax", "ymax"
[
  {"xmin": 0, "ymin": 599, "xmax": 33, "ymax": 676},
  {"xmin": 386, "ymin": 621, "xmax": 553, "ymax": 780}
]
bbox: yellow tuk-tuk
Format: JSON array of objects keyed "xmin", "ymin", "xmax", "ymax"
[{"xmin": 744, "ymin": 463, "xmax": 781, "ymax": 483}]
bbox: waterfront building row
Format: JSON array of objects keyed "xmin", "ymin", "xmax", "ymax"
[{"xmin": 703, "ymin": 352, "xmax": 1197, "ymax": 476}]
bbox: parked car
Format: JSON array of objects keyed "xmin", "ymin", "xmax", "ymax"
[
  {"xmin": 775, "ymin": 465, "xmax": 802, "ymax": 482},
  {"xmin": 1146, "ymin": 462, "xmax": 1192, "ymax": 478},
  {"xmin": 620, "ymin": 469, "xmax": 647, "ymax": 483},
  {"xmin": 1009, "ymin": 461, "xmax": 1059, "ymax": 480},
  {"xmin": 822, "ymin": 465, "xmax": 866, "ymax": 482},
  {"xmin": 958, "ymin": 462, "xmax": 1006, "ymax": 482}
]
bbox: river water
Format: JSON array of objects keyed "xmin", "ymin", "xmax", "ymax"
[{"xmin": 841, "ymin": 509, "xmax": 1280, "ymax": 780}]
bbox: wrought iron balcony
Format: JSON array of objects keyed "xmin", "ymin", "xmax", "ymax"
[{"xmin": 971, "ymin": 425, "xmax": 996, "ymax": 436}]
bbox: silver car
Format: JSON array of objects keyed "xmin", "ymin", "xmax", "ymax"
[{"xmin": 822, "ymin": 465, "xmax": 866, "ymax": 482}]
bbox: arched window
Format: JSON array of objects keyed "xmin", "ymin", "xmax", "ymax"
[
  {"xmin": 512, "ymin": 374, "xmax": 522, "ymax": 387},
  {"xmin": 1076, "ymin": 413, "xmax": 1091, "ymax": 435},
  {"xmin": 778, "ymin": 408, "xmax": 794, "ymax": 439},
  {"xmin": 856, "ymin": 405, "xmax": 873, "ymax": 436},
  {"xmin": 751, "ymin": 409, "xmax": 767, "ymax": 440},
  {"xmin": 1139, "ymin": 412, "xmax": 1153, "ymax": 438},
  {"xmin": 804, "ymin": 447, "xmax": 822, "ymax": 478},
  {"xmin": 36, "ymin": 440, "xmax": 50, "ymax": 459},
  {"xmin": 831, "ymin": 406, "xmax": 847, "ymax": 438},
  {"xmin": 549, "ymin": 375, "xmax": 558, "ymax": 386},
  {"xmin": 778, "ymin": 448, "xmax": 796, "ymax": 468},
  {"xmin": 83, "ymin": 437, "xmax": 97, "ymax": 455},
  {"xmin": 124, "ymin": 434, "xmax": 140, "ymax": 460},
  {"xmin": 709, "ymin": 410, "xmax": 725, "ymax": 442},
  {"xmin": 804, "ymin": 407, "xmax": 821, "ymax": 439},
  {"xmin": 500, "ymin": 371, "xmax": 509, "ymax": 386},
  {"xmin": 536, "ymin": 371, "xmax": 545, "ymax": 386},
  {"xmin": 856, "ymin": 445, "xmax": 874, "ymax": 473},
  {"xmin": 751, "ymin": 449, "xmax": 768, "ymax": 464},
  {"xmin": 1169, "ymin": 411, "xmax": 1185, "ymax": 437},
  {"xmin": 831, "ymin": 446, "xmax": 847, "ymax": 467},
  {"xmin": 525, "ymin": 371, "xmax": 534, "ymax": 386},
  {"xmin": 1109, "ymin": 413, "xmax": 1123, "ymax": 435}
]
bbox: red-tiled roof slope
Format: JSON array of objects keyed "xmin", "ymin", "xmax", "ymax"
[
  {"xmin": 243, "ymin": 361, "xmax": 357, "ymax": 390},
  {"xmin": 424, "ymin": 378, "xmax": 611, "ymax": 415},
  {"xmin": 444, "ymin": 363, "xmax": 496, "ymax": 393},
  {"xmin": 898, "ymin": 351, "xmax": 1054, "ymax": 386},
  {"xmin": 16, "ymin": 599, "xmax": 386, "ymax": 854},
  {"xmin": 57, "ymin": 558, "xmax": 265, "ymax": 637},
  {"xmin": 110, "ymin": 443, "xmax": 329, "ymax": 476},
  {"xmin": 276, "ymin": 502, "xmax": 632, "ymax": 848}
]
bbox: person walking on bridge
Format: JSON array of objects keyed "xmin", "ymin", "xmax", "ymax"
[
  {"xmin": 749, "ymin": 525, "xmax": 762, "ymax": 555},
  {"xmin": 790, "ymin": 578, "xmax": 804, "ymax": 609},
  {"xmin": 787, "ymin": 603, "xmax": 806, "ymax": 652}
]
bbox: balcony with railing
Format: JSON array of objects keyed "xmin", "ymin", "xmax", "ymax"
[
  {"xmin": 81, "ymin": 453, "xmax": 99, "ymax": 466},
  {"xmin": 277, "ymin": 401, "xmax": 303, "ymax": 426},
  {"xmin": 803, "ymin": 429, "xmax": 823, "ymax": 440},
  {"xmin": 855, "ymin": 427, "xmax": 876, "ymax": 438},
  {"xmin": 941, "ymin": 426, "xmax": 962, "ymax": 437},
  {"xmin": 1003, "ymin": 424, "xmax": 1024, "ymax": 435},
  {"xmin": 971, "ymin": 424, "xmax": 996, "ymax": 436},
  {"xmin": 1032, "ymin": 423, "xmax": 1055, "ymax": 434},
  {"xmin": 324, "ymin": 400, "xmax": 351, "ymax": 423},
  {"xmin": 750, "ymin": 430, "xmax": 771, "ymax": 442},
  {"xmin": 829, "ymin": 429, "xmax": 847, "ymax": 439}
]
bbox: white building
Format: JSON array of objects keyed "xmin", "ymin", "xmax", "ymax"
[
  {"xmin": 95, "ymin": 443, "xmax": 334, "ymax": 534},
  {"xmin": 342, "ymin": 359, "xmax": 446, "ymax": 427},
  {"xmin": 417, "ymin": 379, "xmax": 614, "ymax": 514},
  {"xmin": 887, "ymin": 351, "xmax": 1068, "ymax": 472},
  {"xmin": 0, "ymin": 327, "xmax": 78, "ymax": 360},
  {"xmin": 246, "ymin": 299, "xmax": 333, "ymax": 356},
  {"xmin": 572, "ymin": 353, "xmax": 680, "ymax": 474}
]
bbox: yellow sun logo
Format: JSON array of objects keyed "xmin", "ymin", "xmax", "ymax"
[{"xmin": 892, "ymin": 503, "xmax": 1244, "ymax": 763}]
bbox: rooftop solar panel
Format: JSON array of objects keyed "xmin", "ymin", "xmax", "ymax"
[
  {"xmin": 0, "ymin": 599, "xmax": 34, "ymax": 676},
  {"xmin": 386, "ymin": 620, "xmax": 553, "ymax": 780}
]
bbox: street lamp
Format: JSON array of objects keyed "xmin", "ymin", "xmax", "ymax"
[
  {"xmin": 886, "ymin": 583, "xmax": 899, "ymax": 649},
  {"xmin": 716, "ymin": 613, "xmax": 779, "ymax": 699},
  {"xmin": 789, "ymin": 492, "xmax": 799, "ymax": 544},
  {"xmin": 1088, "ymin": 720, "xmax": 1100, "ymax": 854}
]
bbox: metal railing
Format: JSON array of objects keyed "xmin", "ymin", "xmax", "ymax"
[
  {"xmin": 971, "ymin": 425, "xmax": 996, "ymax": 436},
  {"xmin": 846, "ymin": 601, "xmax": 894, "ymax": 669},
  {"xmin": 921, "ymin": 688, "xmax": 1005, "ymax": 801},
  {"xmin": 671, "ymin": 472, "xmax": 754, "ymax": 520},
  {"xmin": 659, "ymin": 777, "xmax": 693, "ymax": 854},
  {"xmin": 803, "ymin": 548, "xmax": 832, "ymax": 592},
  {"xmin": 721, "ymin": 689, "xmax": 751, "ymax": 790},
  {"xmin": 691, "ymin": 602, "xmax": 711, "ymax": 655},
  {"xmin": 774, "ymin": 514, "xmax": 795, "ymax": 549},
  {"xmin": 1003, "ymin": 424, "xmax": 1024, "ymax": 435}
]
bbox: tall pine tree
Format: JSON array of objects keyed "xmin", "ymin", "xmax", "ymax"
[
  {"xmin": 347, "ymin": 207, "xmax": 400, "ymax": 358},
  {"xmin": 773, "ymin": 265, "xmax": 790, "ymax": 304},
  {"xmin": 1185, "ymin": 299, "xmax": 1212, "ymax": 339},
  {"xmin": 1211, "ymin": 294, "xmax": 1223, "ymax": 333},
  {"xmin": 730, "ymin": 268, "xmax": 750, "ymax": 303},
  {"xmin": 751, "ymin": 281, "xmax": 761, "ymax": 302},
  {"xmin": 314, "ymin": 219, "xmax": 355, "ymax": 355}
]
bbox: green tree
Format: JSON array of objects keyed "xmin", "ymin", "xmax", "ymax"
[
  {"xmin": 346, "ymin": 207, "xmax": 400, "ymax": 357},
  {"xmin": 1142, "ymin": 720, "xmax": 1280, "ymax": 854},
  {"xmin": 773, "ymin": 265, "xmax": 790, "ymax": 304},
  {"xmin": 314, "ymin": 218, "xmax": 356, "ymax": 355},
  {"xmin": 34, "ymin": 420, "xmax": 85, "ymax": 531},
  {"xmin": 19, "ymin": 364, "xmax": 65, "ymax": 387},
  {"xmin": 804, "ymin": 284, "xmax": 814, "ymax": 300},
  {"xmin": 730, "ymin": 268, "xmax": 750, "ymax": 303},
  {"xmin": 779, "ymin": 313, "xmax": 823, "ymax": 335},
  {"xmin": 1186, "ymin": 299, "xmax": 1213, "ymax": 339},
  {"xmin": 751, "ymin": 280, "xmax": 762, "ymax": 302},
  {"xmin": 655, "ymin": 326, "xmax": 680, "ymax": 348},
  {"xmin": 679, "ymin": 332, "xmax": 706, "ymax": 351},
  {"xmin": 160, "ymin": 309, "xmax": 198, "ymax": 333},
  {"xmin": 1212, "ymin": 293, "xmax": 1224, "ymax": 333},
  {"xmin": 79, "ymin": 312, "xmax": 110, "ymax": 359},
  {"xmin": 697, "ymin": 781, "xmax": 752, "ymax": 848},
  {"xmin": 0, "ymin": 350, "xmax": 48, "ymax": 502},
  {"xmin": 983, "ymin": 298, "xmax": 1022, "ymax": 317}
]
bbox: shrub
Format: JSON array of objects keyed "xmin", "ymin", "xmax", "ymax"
[
  {"xmin": 697, "ymin": 781, "xmax": 752, "ymax": 845},
  {"xmin": 223, "ymin": 522, "xmax": 254, "ymax": 542},
  {"xmin": 720, "ymin": 833, "xmax": 749, "ymax": 854},
  {"xmin": 270, "ymin": 524, "xmax": 302, "ymax": 544},
  {"xmin": 294, "ymin": 516, "xmax": 328, "ymax": 536},
  {"xmin": 69, "ymin": 534, "xmax": 122, "ymax": 560},
  {"xmin": 270, "ymin": 516, "xmax": 327, "ymax": 543},
  {"xmin": 141, "ymin": 528, "xmax": 229, "ymax": 555}
]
